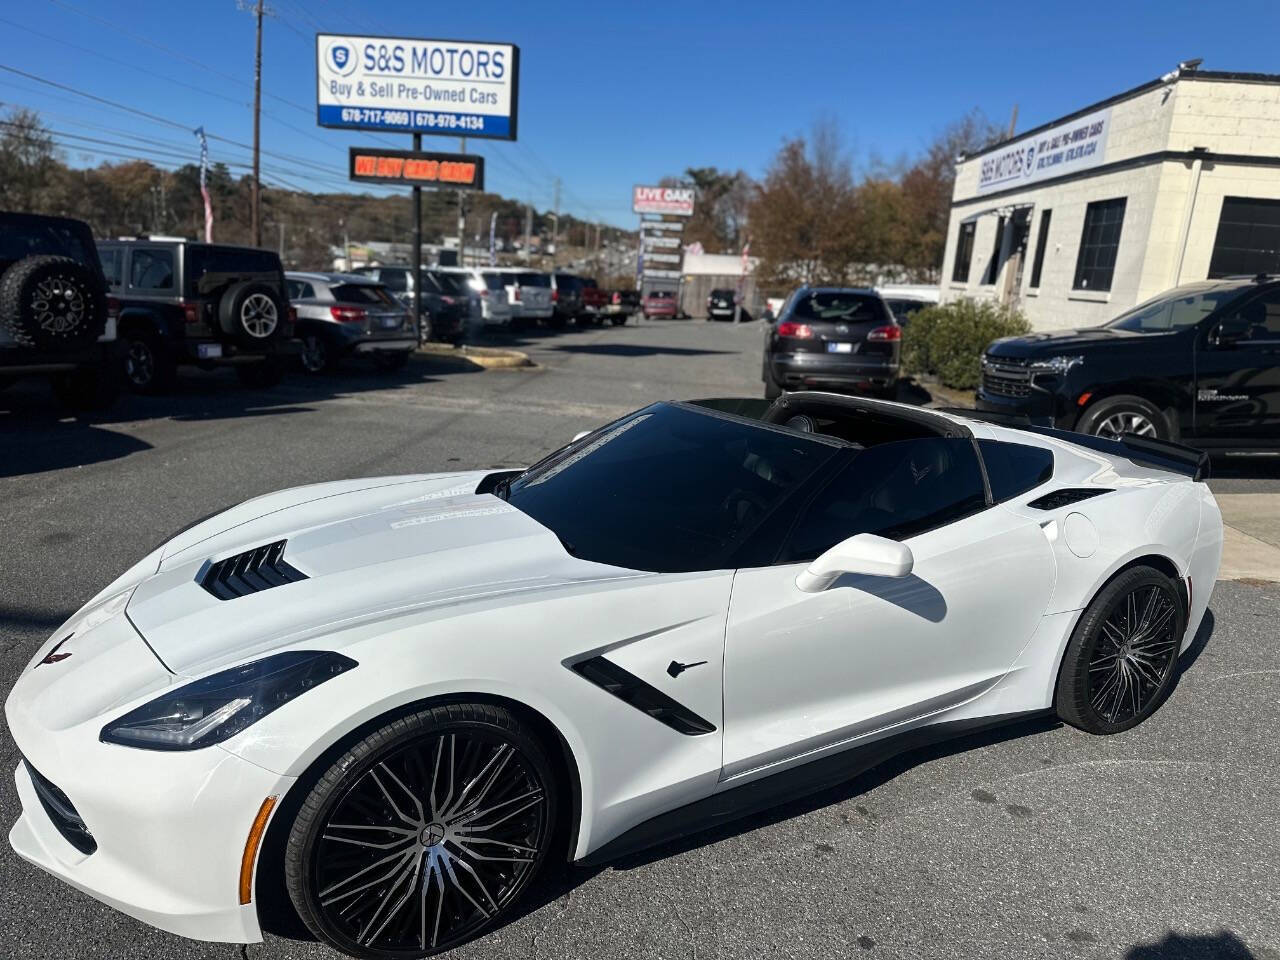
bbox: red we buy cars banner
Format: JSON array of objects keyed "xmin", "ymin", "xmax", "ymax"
[
  {"xmin": 632, "ymin": 185, "xmax": 695, "ymax": 216},
  {"xmin": 349, "ymin": 147, "xmax": 485, "ymax": 189}
]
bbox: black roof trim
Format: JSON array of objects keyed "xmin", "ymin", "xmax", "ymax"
[{"xmin": 764, "ymin": 391, "xmax": 974, "ymax": 439}]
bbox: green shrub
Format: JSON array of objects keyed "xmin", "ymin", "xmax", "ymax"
[{"xmin": 900, "ymin": 298, "xmax": 1031, "ymax": 390}]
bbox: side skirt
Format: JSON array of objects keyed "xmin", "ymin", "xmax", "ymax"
[{"xmin": 579, "ymin": 709, "xmax": 1055, "ymax": 867}]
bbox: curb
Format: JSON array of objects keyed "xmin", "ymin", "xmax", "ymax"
[
  {"xmin": 1219, "ymin": 524, "xmax": 1280, "ymax": 583},
  {"xmin": 416, "ymin": 344, "xmax": 532, "ymax": 370}
]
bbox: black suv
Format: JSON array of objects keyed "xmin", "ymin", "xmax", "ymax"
[
  {"xmin": 0, "ymin": 211, "xmax": 122, "ymax": 409},
  {"xmin": 977, "ymin": 276, "xmax": 1280, "ymax": 452},
  {"xmin": 762, "ymin": 287, "xmax": 901, "ymax": 399},
  {"xmin": 98, "ymin": 239, "xmax": 297, "ymax": 391}
]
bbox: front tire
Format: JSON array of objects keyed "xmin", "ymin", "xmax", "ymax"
[
  {"xmin": 1055, "ymin": 566, "xmax": 1185, "ymax": 734},
  {"xmin": 284, "ymin": 703, "xmax": 558, "ymax": 958},
  {"xmin": 1077, "ymin": 394, "xmax": 1169, "ymax": 441}
]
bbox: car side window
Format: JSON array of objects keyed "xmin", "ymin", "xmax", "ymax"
[
  {"xmin": 100, "ymin": 248, "xmax": 123, "ymax": 289},
  {"xmin": 779, "ymin": 438, "xmax": 988, "ymax": 563},
  {"xmin": 1236, "ymin": 290, "xmax": 1280, "ymax": 343},
  {"xmin": 130, "ymin": 249, "xmax": 174, "ymax": 290},
  {"xmin": 977, "ymin": 440, "xmax": 1054, "ymax": 502},
  {"xmin": 287, "ymin": 280, "xmax": 314, "ymax": 300}
]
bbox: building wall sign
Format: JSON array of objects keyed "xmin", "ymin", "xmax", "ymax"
[{"xmin": 977, "ymin": 107, "xmax": 1111, "ymax": 194}]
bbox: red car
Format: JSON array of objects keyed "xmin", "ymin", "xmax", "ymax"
[{"xmin": 641, "ymin": 289, "xmax": 678, "ymax": 319}]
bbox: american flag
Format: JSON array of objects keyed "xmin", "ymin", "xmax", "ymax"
[{"xmin": 194, "ymin": 127, "xmax": 212, "ymax": 242}]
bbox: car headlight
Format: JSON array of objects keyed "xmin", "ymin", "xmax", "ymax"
[
  {"xmin": 101, "ymin": 651, "xmax": 357, "ymax": 751},
  {"xmin": 1028, "ymin": 355, "xmax": 1084, "ymax": 376}
]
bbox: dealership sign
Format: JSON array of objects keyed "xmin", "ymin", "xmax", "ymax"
[
  {"xmin": 976, "ymin": 106, "xmax": 1111, "ymax": 194},
  {"xmin": 349, "ymin": 147, "xmax": 484, "ymax": 189},
  {"xmin": 641, "ymin": 220, "xmax": 684, "ymax": 232},
  {"xmin": 633, "ymin": 185, "xmax": 695, "ymax": 216},
  {"xmin": 643, "ymin": 268, "xmax": 682, "ymax": 279},
  {"xmin": 317, "ymin": 34, "xmax": 519, "ymax": 140},
  {"xmin": 643, "ymin": 234, "xmax": 681, "ymax": 249},
  {"xmin": 645, "ymin": 252, "xmax": 681, "ymax": 264}
]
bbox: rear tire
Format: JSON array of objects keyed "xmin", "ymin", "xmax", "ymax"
[
  {"xmin": 1055, "ymin": 565, "xmax": 1185, "ymax": 734},
  {"xmin": 122, "ymin": 330, "xmax": 176, "ymax": 393},
  {"xmin": 298, "ymin": 332, "xmax": 336, "ymax": 374},
  {"xmin": 1077, "ymin": 394, "xmax": 1170, "ymax": 441},
  {"xmin": 219, "ymin": 281, "xmax": 286, "ymax": 347},
  {"xmin": 284, "ymin": 702, "xmax": 558, "ymax": 959}
]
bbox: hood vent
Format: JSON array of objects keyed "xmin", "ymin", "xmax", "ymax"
[{"xmin": 199, "ymin": 540, "xmax": 308, "ymax": 600}]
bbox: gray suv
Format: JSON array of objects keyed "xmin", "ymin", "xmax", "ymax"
[{"xmin": 286, "ymin": 272, "xmax": 416, "ymax": 373}]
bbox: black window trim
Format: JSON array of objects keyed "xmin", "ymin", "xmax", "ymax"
[
  {"xmin": 953, "ymin": 222, "xmax": 976, "ymax": 283},
  {"xmin": 1073, "ymin": 196, "xmax": 1127, "ymax": 292},
  {"xmin": 981, "ymin": 215, "xmax": 1006, "ymax": 286},
  {"xmin": 1029, "ymin": 209, "xmax": 1052, "ymax": 289}
]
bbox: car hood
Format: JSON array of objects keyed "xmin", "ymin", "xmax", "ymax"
[
  {"xmin": 986, "ymin": 326, "xmax": 1146, "ymax": 358},
  {"xmin": 121, "ymin": 473, "xmax": 639, "ymax": 676}
]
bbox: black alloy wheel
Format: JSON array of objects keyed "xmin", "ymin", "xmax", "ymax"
[
  {"xmin": 1056, "ymin": 566, "xmax": 1185, "ymax": 734},
  {"xmin": 287, "ymin": 704, "xmax": 556, "ymax": 958},
  {"xmin": 299, "ymin": 333, "xmax": 332, "ymax": 374}
]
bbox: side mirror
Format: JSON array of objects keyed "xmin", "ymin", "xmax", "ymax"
[
  {"xmin": 795, "ymin": 533, "xmax": 914, "ymax": 592},
  {"xmin": 1211, "ymin": 315, "xmax": 1250, "ymax": 347}
]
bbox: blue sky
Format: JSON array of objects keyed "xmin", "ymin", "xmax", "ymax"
[{"xmin": 2, "ymin": 0, "xmax": 1278, "ymax": 227}]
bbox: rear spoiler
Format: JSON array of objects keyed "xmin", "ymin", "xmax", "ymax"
[{"xmin": 937, "ymin": 407, "xmax": 1210, "ymax": 482}]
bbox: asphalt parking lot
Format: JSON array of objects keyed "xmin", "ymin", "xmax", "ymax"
[{"xmin": 1, "ymin": 318, "xmax": 1278, "ymax": 960}]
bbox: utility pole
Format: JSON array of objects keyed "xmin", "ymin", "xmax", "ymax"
[
  {"xmin": 523, "ymin": 201, "xmax": 532, "ymax": 261},
  {"xmin": 551, "ymin": 177, "xmax": 561, "ymax": 268},
  {"xmin": 243, "ymin": 0, "xmax": 267, "ymax": 248},
  {"xmin": 1007, "ymin": 103, "xmax": 1019, "ymax": 139},
  {"xmin": 412, "ymin": 132, "xmax": 423, "ymax": 336},
  {"xmin": 456, "ymin": 136, "xmax": 467, "ymax": 269},
  {"xmin": 278, "ymin": 220, "xmax": 285, "ymax": 259}
]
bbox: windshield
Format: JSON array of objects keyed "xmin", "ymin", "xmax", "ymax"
[
  {"xmin": 426, "ymin": 271, "xmax": 468, "ymax": 295},
  {"xmin": 791, "ymin": 291, "xmax": 888, "ymax": 324},
  {"xmin": 516, "ymin": 272, "xmax": 551, "ymax": 287},
  {"xmin": 502, "ymin": 403, "xmax": 840, "ymax": 572},
  {"xmin": 1105, "ymin": 284, "xmax": 1241, "ymax": 333}
]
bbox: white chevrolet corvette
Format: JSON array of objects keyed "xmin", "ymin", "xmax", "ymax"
[{"xmin": 7, "ymin": 393, "xmax": 1222, "ymax": 958}]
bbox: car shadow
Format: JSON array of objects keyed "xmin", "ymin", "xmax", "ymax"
[
  {"xmin": 0, "ymin": 353, "xmax": 472, "ymax": 477},
  {"xmin": 1125, "ymin": 929, "xmax": 1261, "ymax": 959}
]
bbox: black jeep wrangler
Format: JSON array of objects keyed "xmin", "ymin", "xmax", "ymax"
[
  {"xmin": 0, "ymin": 211, "xmax": 122, "ymax": 410},
  {"xmin": 97, "ymin": 239, "xmax": 298, "ymax": 391}
]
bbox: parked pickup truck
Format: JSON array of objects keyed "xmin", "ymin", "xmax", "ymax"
[
  {"xmin": 579, "ymin": 278, "xmax": 611, "ymax": 324},
  {"xmin": 603, "ymin": 289, "xmax": 639, "ymax": 326}
]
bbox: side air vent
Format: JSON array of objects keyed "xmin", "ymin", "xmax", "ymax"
[
  {"xmin": 1028, "ymin": 488, "xmax": 1110, "ymax": 510},
  {"xmin": 23, "ymin": 759, "xmax": 96, "ymax": 855},
  {"xmin": 570, "ymin": 656, "xmax": 716, "ymax": 736},
  {"xmin": 199, "ymin": 540, "xmax": 308, "ymax": 600}
]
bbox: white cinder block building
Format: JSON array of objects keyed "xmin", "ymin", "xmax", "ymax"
[{"xmin": 940, "ymin": 65, "xmax": 1280, "ymax": 331}]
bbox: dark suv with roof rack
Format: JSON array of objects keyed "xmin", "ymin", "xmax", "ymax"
[
  {"xmin": 976, "ymin": 275, "xmax": 1280, "ymax": 454},
  {"xmin": 98, "ymin": 239, "xmax": 297, "ymax": 392}
]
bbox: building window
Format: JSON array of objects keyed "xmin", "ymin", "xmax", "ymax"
[
  {"xmin": 1208, "ymin": 197, "xmax": 1280, "ymax": 278},
  {"xmin": 1029, "ymin": 210, "xmax": 1052, "ymax": 289},
  {"xmin": 952, "ymin": 222, "xmax": 975, "ymax": 283},
  {"xmin": 982, "ymin": 216, "xmax": 1006, "ymax": 285},
  {"xmin": 1073, "ymin": 198, "xmax": 1126, "ymax": 291}
]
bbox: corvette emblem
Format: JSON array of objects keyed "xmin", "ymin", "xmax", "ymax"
[
  {"xmin": 910, "ymin": 461, "xmax": 932, "ymax": 484},
  {"xmin": 38, "ymin": 635, "xmax": 73, "ymax": 666}
]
